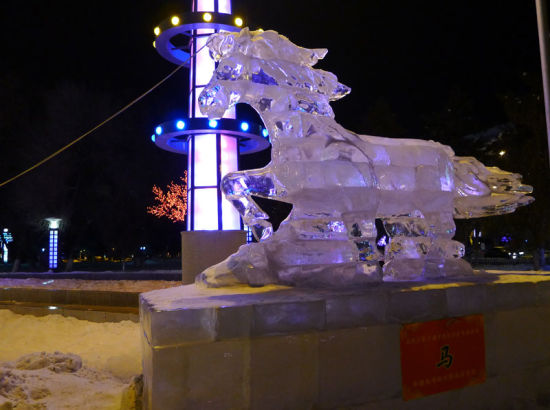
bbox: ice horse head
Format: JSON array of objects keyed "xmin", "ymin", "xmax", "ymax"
[
  {"xmin": 199, "ymin": 28, "xmax": 350, "ymax": 121},
  {"xmin": 195, "ymin": 28, "xmax": 533, "ymax": 288}
]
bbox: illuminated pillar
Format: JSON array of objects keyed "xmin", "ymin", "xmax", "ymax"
[
  {"xmin": 46, "ymin": 218, "xmax": 61, "ymax": 270},
  {"xmin": 150, "ymin": 1, "xmax": 270, "ymax": 232},
  {"xmin": 190, "ymin": 0, "xmax": 237, "ymax": 230}
]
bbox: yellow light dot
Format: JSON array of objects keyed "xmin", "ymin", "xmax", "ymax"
[
  {"xmin": 499, "ymin": 150, "xmax": 506, "ymax": 156},
  {"xmin": 152, "ymin": 40, "xmax": 156, "ymax": 48},
  {"xmin": 154, "ymin": 26, "xmax": 161, "ymax": 36},
  {"xmin": 234, "ymin": 17, "xmax": 243, "ymax": 27},
  {"xmin": 171, "ymin": 16, "xmax": 180, "ymax": 26},
  {"xmin": 203, "ymin": 12, "xmax": 212, "ymax": 22}
]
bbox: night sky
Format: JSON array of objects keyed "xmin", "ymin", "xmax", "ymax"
[
  {"xmin": 0, "ymin": 1, "xmax": 547, "ymax": 260},
  {"xmin": 2, "ymin": 1, "xmax": 541, "ymax": 131}
]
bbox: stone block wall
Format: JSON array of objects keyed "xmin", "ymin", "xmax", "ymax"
[{"xmin": 140, "ymin": 274, "xmax": 550, "ymax": 409}]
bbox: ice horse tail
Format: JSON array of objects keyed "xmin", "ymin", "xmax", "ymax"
[{"xmin": 452, "ymin": 156, "xmax": 534, "ymax": 218}]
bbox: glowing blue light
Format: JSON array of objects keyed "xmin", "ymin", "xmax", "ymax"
[
  {"xmin": 240, "ymin": 121, "xmax": 249, "ymax": 131},
  {"xmin": 48, "ymin": 229, "xmax": 59, "ymax": 269},
  {"xmin": 377, "ymin": 236, "xmax": 388, "ymax": 247},
  {"xmin": 208, "ymin": 119, "xmax": 218, "ymax": 128},
  {"xmin": 155, "ymin": 126, "xmax": 163, "ymax": 135},
  {"xmin": 151, "ymin": 134, "xmax": 156, "ymax": 143},
  {"xmin": 176, "ymin": 120, "xmax": 186, "ymax": 130},
  {"xmin": 262, "ymin": 128, "xmax": 269, "ymax": 138}
]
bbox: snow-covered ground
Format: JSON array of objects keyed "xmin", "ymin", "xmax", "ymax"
[
  {"xmin": 0, "ymin": 309, "xmax": 142, "ymax": 409},
  {"xmin": 0, "ymin": 277, "xmax": 180, "ymax": 292}
]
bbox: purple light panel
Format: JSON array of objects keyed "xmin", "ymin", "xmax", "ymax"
[
  {"xmin": 194, "ymin": 188, "xmax": 218, "ymax": 230},
  {"xmin": 48, "ymin": 230, "xmax": 58, "ymax": 269},
  {"xmin": 218, "ymin": 0, "xmax": 231, "ymax": 13},
  {"xmin": 194, "ymin": 134, "xmax": 217, "ymax": 186},
  {"xmin": 221, "ymin": 135, "xmax": 240, "ymax": 229},
  {"xmin": 196, "ymin": 37, "xmax": 215, "ymax": 85},
  {"xmin": 197, "ymin": 0, "xmax": 215, "ymax": 11}
]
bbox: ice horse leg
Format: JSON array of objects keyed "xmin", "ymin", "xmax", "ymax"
[
  {"xmin": 195, "ymin": 167, "xmax": 287, "ymax": 287},
  {"xmin": 255, "ymin": 209, "xmax": 382, "ymax": 287},
  {"xmin": 222, "ymin": 167, "xmax": 285, "ymax": 241},
  {"xmin": 342, "ymin": 212, "xmax": 383, "ymax": 276},
  {"xmin": 423, "ymin": 212, "xmax": 473, "ymax": 277},
  {"xmin": 382, "ymin": 212, "xmax": 473, "ymax": 280},
  {"xmin": 381, "ymin": 212, "xmax": 431, "ymax": 280}
]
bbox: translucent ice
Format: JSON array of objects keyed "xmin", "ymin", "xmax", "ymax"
[{"xmin": 196, "ymin": 28, "xmax": 533, "ymax": 287}]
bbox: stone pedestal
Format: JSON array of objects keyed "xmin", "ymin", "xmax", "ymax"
[
  {"xmin": 140, "ymin": 272, "xmax": 550, "ymax": 409},
  {"xmin": 180, "ymin": 230, "xmax": 246, "ymax": 284}
]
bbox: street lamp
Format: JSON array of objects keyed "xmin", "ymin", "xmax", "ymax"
[
  {"xmin": 536, "ymin": 0, "xmax": 550, "ymax": 162},
  {"xmin": 45, "ymin": 218, "xmax": 62, "ymax": 270},
  {"xmin": 1, "ymin": 228, "xmax": 12, "ymax": 264}
]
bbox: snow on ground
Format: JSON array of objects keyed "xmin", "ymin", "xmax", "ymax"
[
  {"xmin": 0, "ymin": 310, "xmax": 141, "ymax": 378},
  {"xmin": 0, "ymin": 277, "xmax": 180, "ymax": 292},
  {"xmin": 0, "ymin": 310, "xmax": 142, "ymax": 409}
]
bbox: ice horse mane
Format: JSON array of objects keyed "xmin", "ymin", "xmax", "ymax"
[
  {"xmin": 208, "ymin": 27, "xmax": 328, "ymax": 66},
  {"xmin": 208, "ymin": 28, "xmax": 351, "ymax": 103}
]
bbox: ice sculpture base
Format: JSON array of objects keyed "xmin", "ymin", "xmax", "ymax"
[{"xmin": 140, "ymin": 271, "xmax": 550, "ymax": 409}]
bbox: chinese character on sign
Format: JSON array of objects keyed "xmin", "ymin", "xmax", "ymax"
[{"xmin": 436, "ymin": 345, "xmax": 453, "ymax": 369}]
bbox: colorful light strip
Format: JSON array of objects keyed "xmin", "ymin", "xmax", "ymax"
[{"xmin": 48, "ymin": 229, "xmax": 58, "ymax": 269}]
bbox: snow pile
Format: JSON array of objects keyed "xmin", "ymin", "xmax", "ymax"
[
  {"xmin": 0, "ymin": 310, "xmax": 141, "ymax": 379},
  {"xmin": 0, "ymin": 352, "xmax": 138, "ymax": 409},
  {"xmin": 0, "ymin": 310, "xmax": 142, "ymax": 409},
  {"xmin": 15, "ymin": 351, "xmax": 83, "ymax": 372}
]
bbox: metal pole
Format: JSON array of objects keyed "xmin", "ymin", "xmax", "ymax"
[{"xmin": 535, "ymin": 0, "xmax": 550, "ymax": 163}]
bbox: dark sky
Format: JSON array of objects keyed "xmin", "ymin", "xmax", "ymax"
[{"xmin": 1, "ymin": 0, "xmax": 541, "ymax": 135}]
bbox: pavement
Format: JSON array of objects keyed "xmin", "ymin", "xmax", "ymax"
[{"xmin": 0, "ymin": 270, "xmax": 182, "ymax": 281}]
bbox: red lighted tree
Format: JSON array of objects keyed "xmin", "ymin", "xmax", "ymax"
[{"xmin": 147, "ymin": 172, "xmax": 188, "ymax": 223}]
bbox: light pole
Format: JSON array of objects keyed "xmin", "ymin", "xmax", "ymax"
[
  {"xmin": 45, "ymin": 218, "xmax": 62, "ymax": 271},
  {"xmin": 536, "ymin": 0, "xmax": 550, "ymax": 162},
  {"xmin": 1, "ymin": 229, "xmax": 12, "ymax": 264}
]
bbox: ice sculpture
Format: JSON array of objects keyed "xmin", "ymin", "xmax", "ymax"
[{"xmin": 196, "ymin": 28, "xmax": 533, "ymax": 287}]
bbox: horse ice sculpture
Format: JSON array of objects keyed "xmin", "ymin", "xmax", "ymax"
[{"xmin": 196, "ymin": 28, "xmax": 533, "ymax": 287}]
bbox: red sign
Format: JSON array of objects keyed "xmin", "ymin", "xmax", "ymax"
[{"xmin": 400, "ymin": 314, "xmax": 486, "ymax": 401}]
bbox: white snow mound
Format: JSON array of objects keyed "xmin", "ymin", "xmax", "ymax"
[
  {"xmin": 0, "ymin": 352, "xmax": 141, "ymax": 409},
  {"xmin": 0, "ymin": 310, "xmax": 143, "ymax": 409},
  {"xmin": 0, "ymin": 310, "xmax": 141, "ymax": 379}
]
